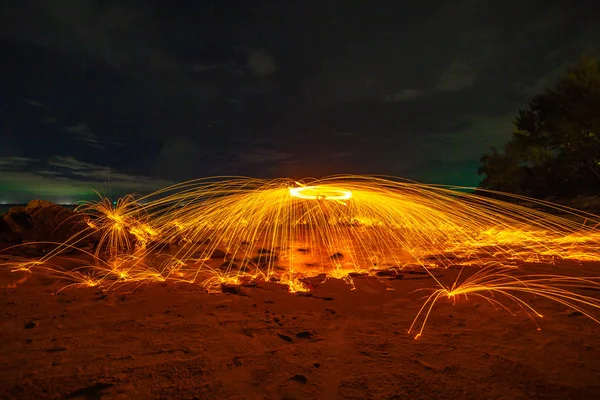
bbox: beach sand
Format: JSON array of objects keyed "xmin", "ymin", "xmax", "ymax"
[{"xmin": 1, "ymin": 264, "xmax": 599, "ymax": 399}]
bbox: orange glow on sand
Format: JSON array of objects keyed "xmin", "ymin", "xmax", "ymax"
[{"xmin": 2, "ymin": 175, "xmax": 600, "ymax": 338}]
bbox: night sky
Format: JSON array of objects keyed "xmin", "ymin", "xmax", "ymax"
[{"xmin": 1, "ymin": 1, "xmax": 599, "ymax": 203}]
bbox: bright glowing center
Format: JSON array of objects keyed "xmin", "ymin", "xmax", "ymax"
[{"xmin": 289, "ymin": 186, "xmax": 352, "ymax": 201}]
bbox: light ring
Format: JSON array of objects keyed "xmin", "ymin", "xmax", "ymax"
[{"xmin": 289, "ymin": 186, "xmax": 352, "ymax": 201}]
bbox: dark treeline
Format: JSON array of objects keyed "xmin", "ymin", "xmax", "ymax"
[{"xmin": 478, "ymin": 57, "xmax": 600, "ymax": 200}]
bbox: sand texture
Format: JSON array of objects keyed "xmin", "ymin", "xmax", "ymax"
[{"xmin": 1, "ymin": 264, "xmax": 599, "ymax": 400}]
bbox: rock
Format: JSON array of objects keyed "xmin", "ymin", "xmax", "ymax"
[
  {"xmin": 289, "ymin": 374, "xmax": 307, "ymax": 384},
  {"xmin": 0, "ymin": 217, "xmax": 12, "ymax": 233},
  {"xmin": 24, "ymin": 321, "xmax": 38, "ymax": 329},
  {"xmin": 277, "ymin": 333, "xmax": 293, "ymax": 342},
  {"xmin": 296, "ymin": 248, "xmax": 310, "ymax": 253},
  {"xmin": 64, "ymin": 383, "xmax": 114, "ymax": 399},
  {"xmin": 559, "ymin": 310, "xmax": 583, "ymax": 317},
  {"xmin": 330, "ymin": 252, "xmax": 344, "ymax": 261},
  {"xmin": 375, "ymin": 269, "xmax": 400, "ymax": 277},
  {"xmin": 257, "ymin": 248, "xmax": 273, "ymax": 254},
  {"xmin": 296, "ymin": 331, "xmax": 313, "ymax": 339},
  {"xmin": 250, "ymin": 254, "xmax": 279, "ymax": 267},
  {"xmin": 5, "ymin": 201, "xmax": 89, "ymax": 244},
  {"xmin": 0, "ymin": 231, "xmax": 23, "ymax": 250},
  {"xmin": 0, "ymin": 201, "xmax": 99, "ymax": 255},
  {"xmin": 24, "ymin": 200, "xmax": 88, "ymax": 243},
  {"xmin": 210, "ymin": 249, "xmax": 226, "ymax": 258},
  {"xmin": 568, "ymin": 311, "xmax": 583, "ymax": 317},
  {"xmin": 219, "ymin": 262, "xmax": 239, "ymax": 270},
  {"xmin": 221, "ymin": 285, "xmax": 246, "ymax": 296},
  {"xmin": 26, "ymin": 199, "xmax": 57, "ymax": 210},
  {"xmin": 2, "ymin": 207, "xmax": 33, "ymax": 233},
  {"xmin": 46, "ymin": 347, "xmax": 67, "ymax": 352}
]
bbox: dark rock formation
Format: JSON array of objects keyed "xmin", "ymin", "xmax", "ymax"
[
  {"xmin": 2, "ymin": 206, "xmax": 33, "ymax": 233},
  {"xmin": 0, "ymin": 217, "xmax": 13, "ymax": 233},
  {"xmin": 0, "ymin": 200, "xmax": 93, "ymax": 255},
  {"xmin": 23, "ymin": 200, "xmax": 89, "ymax": 243},
  {"xmin": 0, "ymin": 231, "xmax": 23, "ymax": 251}
]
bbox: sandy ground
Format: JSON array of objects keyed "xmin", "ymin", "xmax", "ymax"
[{"xmin": 1, "ymin": 265, "xmax": 600, "ymax": 400}]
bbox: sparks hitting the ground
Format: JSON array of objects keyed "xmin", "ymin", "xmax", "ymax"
[{"xmin": 2, "ymin": 175, "xmax": 600, "ymax": 337}]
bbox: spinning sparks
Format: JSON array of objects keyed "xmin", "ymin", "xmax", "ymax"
[
  {"xmin": 289, "ymin": 185, "xmax": 352, "ymax": 201},
  {"xmin": 2, "ymin": 175, "xmax": 600, "ymax": 337}
]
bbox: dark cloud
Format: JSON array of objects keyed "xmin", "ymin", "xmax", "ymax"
[
  {"xmin": 1, "ymin": 0, "xmax": 599, "ymax": 200},
  {"xmin": 62, "ymin": 123, "xmax": 104, "ymax": 149},
  {"xmin": 246, "ymin": 50, "xmax": 278, "ymax": 77},
  {"xmin": 0, "ymin": 155, "xmax": 173, "ymax": 203},
  {"xmin": 384, "ymin": 89, "xmax": 424, "ymax": 103},
  {"xmin": 0, "ymin": 0, "xmax": 177, "ymax": 74},
  {"xmin": 435, "ymin": 61, "xmax": 478, "ymax": 92}
]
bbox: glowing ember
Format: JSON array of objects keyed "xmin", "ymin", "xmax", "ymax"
[
  {"xmin": 289, "ymin": 185, "xmax": 352, "ymax": 201},
  {"xmin": 1, "ymin": 175, "xmax": 600, "ymax": 338}
]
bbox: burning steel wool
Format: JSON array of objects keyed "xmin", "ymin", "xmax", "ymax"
[{"xmin": 2, "ymin": 175, "xmax": 600, "ymax": 337}]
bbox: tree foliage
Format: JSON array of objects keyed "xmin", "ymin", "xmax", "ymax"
[{"xmin": 479, "ymin": 57, "xmax": 600, "ymax": 198}]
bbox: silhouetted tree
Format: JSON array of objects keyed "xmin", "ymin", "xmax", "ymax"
[
  {"xmin": 479, "ymin": 57, "xmax": 600, "ymax": 198},
  {"xmin": 478, "ymin": 145, "xmax": 526, "ymax": 194}
]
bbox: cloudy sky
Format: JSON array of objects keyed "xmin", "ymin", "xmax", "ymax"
[{"xmin": 1, "ymin": 0, "xmax": 599, "ymax": 202}]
